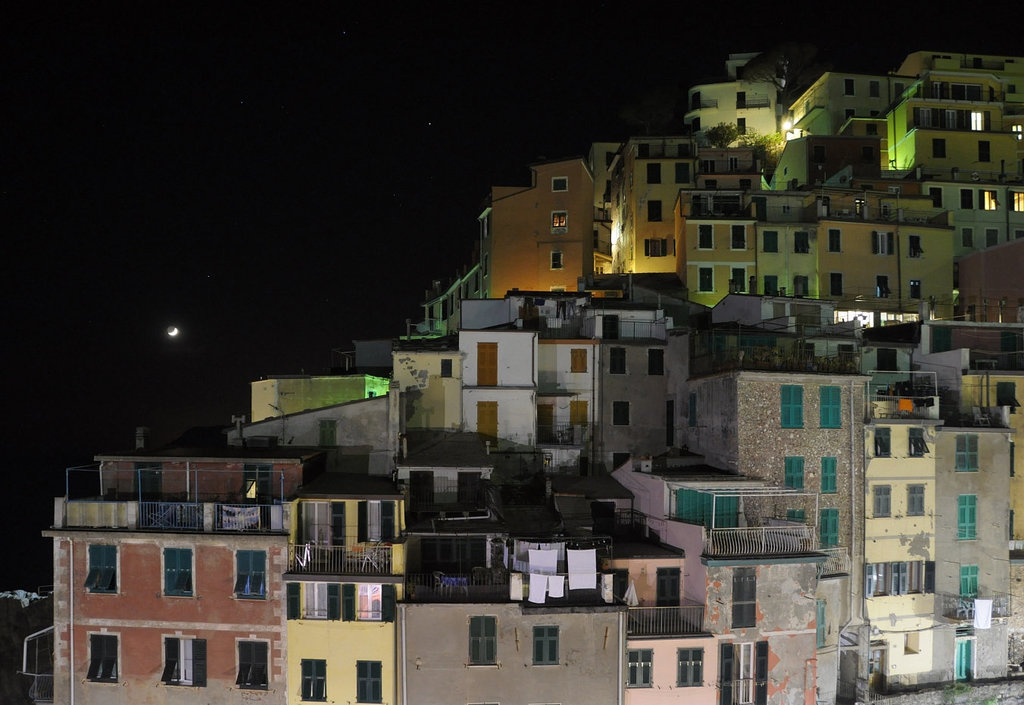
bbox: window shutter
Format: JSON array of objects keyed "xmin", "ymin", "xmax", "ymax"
[
  {"xmin": 924, "ymin": 561, "xmax": 935, "ymax": 593},
  {"xmin": 192, "ymin": 639, "xmax": 207, "ymax": 687},
  {"xmin": 872, "ymin": 231, "xmax": 879, "ymax": 254},
  {"xmin": 719, "ymin": 643, "xmax": 734, "ymax": 705},
  {"xmin": 161, "ymin": 638, "xmax": 178, "ymax": 683},
  {"xmin": 382, "ymin": 583, "xmax": 396, "ymax": 622},
  {"xmin": 755, "ymin": 641, "xmax": 768, "ymax": 705},
  {"xmin": 287, "ymin": 583, "xmax": 300, "ymax": 620},
  {"xmin": 331, "ymin": 502, "xmax": 346, "ymax": 546},
  {"xmin": 328, "ymin": 583, "xmax": 341, "ymax": 620},
  {"xmin": 381, "ymin": 501, "xmax": 395, "ymax": 541},
  {"xmin": 302, "ymin": 659, "xmax": 313, "ymax": 698},
  {"xmin": 358, "ymin": 501, "xmax": 368, "ymax": 543},
  {"xmin": 644, "ymin": 239, "xmax": 651, "ymax": 256},
  {"xmin": 865, "ymin": 564, "xmax": 877, "ymax": 597},
  {"xmin": 342, "ymin": 583, "xmax": 355, "ymax": 621}
]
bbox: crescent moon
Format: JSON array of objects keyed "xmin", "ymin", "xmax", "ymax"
[{"xmin": 167, "ymin": 326, "xmax": 180, "ymax": 337}]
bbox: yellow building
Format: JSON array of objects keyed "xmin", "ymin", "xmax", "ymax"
[
  {"xmin": 285, "ymin": 475, "xmax": 406, "ymax": 704},
  {"xmin": 251, "ymin": 375, "xmax": 390, "ymax": 422}
]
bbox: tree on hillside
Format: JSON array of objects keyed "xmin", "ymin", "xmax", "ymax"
[
  {"xmin": 619, "ymin": 85, "xmax": 680, "ymax": 135},
  {"xmin": 741, "ymin": 43, "xmax": 831, "ymax": 126},
  {"xmin": 738, "ymin": 128, "xmax": 785, "ymax": 177},
  {"xmin": 705, "ymin": 122, "xmax": 740, "ymax": 148}
]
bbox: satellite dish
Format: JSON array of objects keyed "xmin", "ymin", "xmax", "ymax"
[{"xmin": 971, "ymin": 172, "xmax": 980, "ymax": 181}]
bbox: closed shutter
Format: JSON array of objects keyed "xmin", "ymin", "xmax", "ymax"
[
  {"xmin": 192, "ymin": 639, "xmax": 207, "ymax": 687},
  {"xmin": 342, "ymin": 583, "xmax": 356, "ymax": 621},
  {"xmin": 382, "ymin": 584, "xmax": 396, "ymax": 622},
  {"xmin": 328, "ymin": 583, "xmax": 341, "ymax": 620},
  {"xmin": 477, "ymin": 342, "xmax": 498, "ymax": 386},
  {"xmin": 719, "ymin": 643, "xmax": 734, "ymax": 705},
  {"xmin": 330, "ymin": 502, "xmax": 346, "ymax": 546},
  {"xmin": 381, "ymin": 502, "xmax": 395, "ymax": 540},
  {"xmin": 287, "ymin": 583, "xmax": 300, "ymax": 619},
  {"xmin": 357, "ymin": 501, "xmax": 368, "ymax": 543},
  {"xmin": 924, "ymin": 561, "xmax": 935, "ymax": 593},
  {"xmin": 755, "ymin": 641, "xmax": 768, "ymax": 705}
]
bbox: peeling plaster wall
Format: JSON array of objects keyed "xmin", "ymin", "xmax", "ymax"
[{"xmin": 392, "ymin": 350, "xmax": 463, "ymax": 431}]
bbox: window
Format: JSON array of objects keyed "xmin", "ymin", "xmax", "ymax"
[
  {"xmin": 933, "ymin": 138, "xmax": 946, "ymax": 158},
  {"xmin": 909, "ymin": 428, "xmax": 928, "ymax": 457},
  {"xmin": 550, "ymin": 251, "xmax": 563, "ymax": 269},
  {"xmin": 300, "ymin": 659, "xmax": 326, "ymax": 701},
  {"xmin": 813, "ymin": 145, "xmax": 826, "ymax": 163},
  {"xmin": 865, "ymin": 563, "xmax": 890, "ymax": 596},
  {"xmin": 609, "ymin": 347, "xmax": 625, "ymax": 374},
  {"xmin": 356, "ymin": 661, "xmax": 381, "ymax": 703},
  {"xmin": 829, "ymin": 272, "xmax": 843, "ymax": 296},
  {"xmin": 909, "ymin": 279, "xmax": 921, "ymax": 299},
  {"xmin": 358, "ymin": 500, "xmax": 396, "ymax": 542},
  {"xmin": 781, "ymin": 385, "xmax": 803, "ymax": 428},
  {"xmin": 477, "ymin": 342, "xmax": 497, "ymax": 386},
  {"xmin": 787, "ymin": 509, "xmax": 806, "ymax": 522},
  {"xmin": 613, "ymin": 401, "xmax": 630, "ymax": 425},
  {"xmin": 533, "ymin": 626, "xmax": 558, "ymax": 665},
  {"xmin": 87, "ymin": 634, "xmax": 118, "ymax": 682},
  {"xmin": 794, "ymin": 231, "xmax": 809, "ymax": 253},
  {"xmin": 236, "ymin": 641, "xmax": 268, "ymax": 689},
  {"xmin": 874, "ymin": 428, "xmax": 891, "ymax": 457},
  {"xmin": 551, "ymin": 211, "xmax": 567, "ymax": 230},
  {"xmin": 869, "ymin": 80, "xmax": 880, "ymax": 97},
  {"xmin": 793, "ymin": 275, "xmax": 808, "ymax": 297},
  {"xmin": 907, "ymin": 485, "xmax": 925, "ymax": 516},
  {"xmin": 930, "ymin": 187, "xmax": 943, "ymax": 207},
  {"xmin": 731, "ymin": 225, "xmax": 746, "ymax": 249},
  {"xmin": 688, "ymin": 392, "xmax": 697, "ymax": 427},
  {"xmin": 1015, "ymin": 192, "xmax": 1024, "ymax": 212},
  {"xmin": 648, "ymin": 349, "xmax": 664, "ymax": 375},
  {"xmin": 698, "ymin": 267, "xmax": 713, "ymax": 293},
  {"xmin": 163, "ymin": 637, "xmax": 206, "ymax": 687},
  {"xmin": 820, "ymin": 508, "xmax": 839, "ymax": 547},
  {"xmin": 876, "ymin": 275, "xmax": 890, "ymax": 299},
  {"xmin": 318, "ymin": 419, "xmax": 337, "ymax": 446},
  {"xmin": 645, "ymin": 237, "xmax": 669, "ymax": 256},
  {"xmin": 784, "ymin": 457, "xmax": 804, "ymax": 489},
  {"xmin": 85, "ymin": 545, "xmax": 117, "ymax": 593},
  {"xmin": 819, "ymin": 386, "xmax": 841, "ymax": 428},
  {"xmin": 873, "ymin": 485, "xmax": 891, "ymax": 517},
  {"xmin": 962, "ymin": 227, "xmax": 974, "ymax": 247},
  {"xmin": 303, "ymin": 582, "xmax": 329, "ymax": 619},
  {"xmin": 957, "ymin": 495, "xmax": 977, "ymax": 540},
  {"xmin": 763, "ymin": 275, "xmax": 778, "ymax": 296},
  {"xmin": 908, "ymin": 234, "xmax": 923, "ymax": 258},
  {"xmin": 961, "ymin": 189, "xmax": 974, "ymax": 209},
  {"xmin": 821, "ymin": 457, "xmax": 837, "ymax": 493},
  {"xmin": 872, "ymin": 230, "xmax": 894, "ymax": 255},
  {"xmin": 469, "ymin": 616, "xmax": 496, "ymax": 665},
  {"xmin": 985, "ymin": 228, "xmax": 998, "ymax": 247},
  {"xmin": 675, "ymin": 162, "xmax": 690, "ymax": 183},
  {"xmin": 732, "ymin": 268, "xmax": 746, "ymax": 292},
  {"xmin": 647, "ymin": 162, "xmax": 661, "ymax": 184},
  {"xmin": 956, "ymin": 434, "xmax": 978, "ymax": 471},
  {"xmin": 867, "ymin": 123, "xmax": 878, "ymax": 135},
  {"xmin": 978, "ymin": 140, "xmax": 990, "ymax": 162},
  {"xmin": 960, "ymin": 565, "xmax": 979, "ymax": 597},
  {"xmin": 762, "ymin": 230, "xmax": 778, "ymax": 252},
  {"xmin": 698, "ymin": 224, "xmax": 713, "ymax": 249},
  {"xmin": 570, "ymin": 348, "xmax": 587, "ymax": 373},
  {"xmin": 997, "ymin": 381, "xmax": 1019, "ymax": 409},
  {"xmin": 551, "ymin": 176, "xmax": 568, "ymax": 192},
  {"xmin": 816, "ymin": 600, "xmax": 827, "ymax": 647},
  {"xmin": 677, "ymin": 648, "xmax": 703, "ymax": 687},
  {"xmin": 732, "ymin": 567, "xmax": 756, "ymax": 628},
  {"xmin": 981, "ymin": 190, "xmax": 998, "ymax": 210},
  {"xmin": 627, "ymin": 649, "xmax": 653, "ymax": 687},
  {"xmin": 440, "ymin": 358, "xmax": 452, "ymax": 377},
  {"xmin": 647, "ymin": 200, "xmax": 662, "ymax": 221},
  {"xmin": 164, "ymin": 548, "xmax": 193, "ymax": 597},
  {"xmin": 235, "ymin": 550, "xmax": 266, "ymax": 599},
  {"xmin": 828, "ymin": 228, "xmax": 841, "ymax": 252}
]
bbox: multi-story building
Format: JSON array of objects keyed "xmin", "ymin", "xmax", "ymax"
[
  {"xmin": 789, "ymin": 72, "xmax": 906, "ymax": 138},
  {"xmin": 46, "ymin": 444, "xmax": 323, "ymax": 704},
  {"xmin": 590, "ymin": 141, "xmax": 622, "ymax": 275},
  {"xmin": 249, "ymin": 374, "xmax": 390, "ymax": 422},
  {"xmin": 391, "ymin": 336, "xmax": 464, "ymax": 431},
  {"xmin": 684, "ymin": 53, "xmax": 779, "ymax": 140}
]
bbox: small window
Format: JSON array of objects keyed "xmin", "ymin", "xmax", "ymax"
[
  {"xmin": 955, "ymin": 434, "xmax": 978, "ymax": 471},
  {"xmin": 163, "ymin": 637, "xmax": 207, "ymax": 687},
  {"xmin": 356, "ymin": 660, "xmax": 382, "ymax": 703},
  {"xmin": 570, "ymin": 348, "xmax": 587, "ymax": 373},
  {"xmin": 609, "ymin": 347, "xmax": 626, "ymax": 374},
  {"xmin": 731, "ymin": 225, "xmax": 746, "ymax": 249},
  {"xmin": 785, "ymin": 457, "xmax": 804, "ymax": 489},
  {"xmin": 909, "ymin": 428, "xmax": 928, "ymax": 457},
  {"xmin": 732, "ymin": 567, "xmax": 756, "ymax": 628},
  {"xmin": 647, "ymin": 200, "xmax": 662, "ymax": 222},
  {"xmin": 440, "ymin": 358, "xmax": 453, "ymax": 378},
  {"xmin": 613, "ymin": 401, "xmax": 630, "ymax": 426},
  {"xmin": 533, "ymin": 626, "xmax": 559, "ymax": 665},
  {"xmin": 698, "ymin": 224, "xmax": 713, "ymax": 249},
  {"xmin": 235, "ymin": 550, "xmax": 266, "ymax": 599},
  {"xmin": 550, "ymin": 251, "xmax": 563, "ymax": 270},
  {"xmin": 236, "ymin": 641, "xmax": 268, "ymax": 690},
  {"xmin": 301, "ymin": 659, "xmax": 327, "ymax": 701},
  {"xmin": 87, "ymin": 634, "xmax": 118, "ymax": 682},
  {"xmin": 821, "ymin": 457, "xmax": 837, "ymax": 493},
  {"xmin": 164, "ymin": 548, "xmax": 193, "ymax": 597},
  {"xmin": 551, "ymin": 211, "xmax": 568, "ymax": 230},
  {"xmin": 551, "ymin": 176, "xmax": 568, "ymax": 192},
  {"xmin": 873, "ymin": 485, "xmax": 891, "ymax": 517},
  {"xmin": 647, "ymin": 163, "xmax": 661, "ymax": 184},
  {"xmin": 874, "ymin": 428, "xmax": 891, "ymax": 457},
  {"xmin": 677, "ymin": 648, "xmax": 703, "ymax": 687},
  {"xmin": 627, "ymin": 649, "xmax": 653, "ymax": 687},
  {"xmin": 907, "ymin": 485, "xmax": 925, "ymax": 516},
  {"xmin": 781, "ymin": 385, "xmax": 803, "ymax": 428},
  {"xmin": 794, "ymin": 231, "xmax": 810, "ymax": 253},
  {"xmin": 828, "ymin": 228, "xmax": 841, "ymax": 252},
  {"xmin": 648, "ymin": 349, "xmax": 664, "ymax": 375},
  {"xmin": 698, "ymin": 267, "xmax": 713, "ymax": 293},
  {"xmin": 469, "ymin": 616, "xmax": 497, "ymax": 665},
  {"xmin": 85, "ymin": 545, "xmax": 117, "ymax": 594},
  {"xmin": 762, "ymin": 230, "xmax": 778, "ymax": 253}
]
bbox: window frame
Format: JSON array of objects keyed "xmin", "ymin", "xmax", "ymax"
[
  {"xmin": 236, "ymin": 640, "xmax": 269, "ymax": 690},
  {"xmin": 570, "ymin": 348, "xmax": 587, "ymax": 373},
  {"xmin": 677, "ymin": 647, "xmax": 703, "ymax": 687},
  {"xmin": 163, "ymin": 547, "xmax": 193, "ymax": 597},
  {"xmin": 873, "ymin": 485, "xmax": 892, "ymax": 518},
  {"xmin": 697, "ymin": 224, "xmax": 713, "ymax": 249},
  {"xmin": 468, "ymin": 616, "xmax": 497, "ymax": 665},
  {"xmin": 627, "ymin": 648, "xmax": 653, "ymax": 688},
  {"xmin": 85, "ymin": 544, "xmax": 117, "ymax": 594},
  {"xmin": 821, "ymin": 457, "xmax": 837, "ymax": 494},
  {"xmin": 162, "ymin": 636, "xmax": 207, "ymax": 687},
  {"xmin": 609, "ymin": 347, "xmax": 626, "ymax": 374},
  {"xmin": 955, "ymin": 434, "xmax": 978, "ymax": 471},
  {"xmin": 234, "ymin": 550, "xmax": 267, "ymax": 600},
  {"xmin": 909, "ymin": 428, "xmax": 928, "ymax": 457},
  {"xmin": 87, "ymin": 633, "xmax": 118, "ymax": 683},
  {"xmin": 874, "ymin": 427, "xmax": 891, "ymax": 457},
  {"xmin": 907, "ymin": 484, "xmax": 925, "ymax": 516},
  {"xmin": 551, "ymin": 176, "xmax": 568, "ymax": 192},
  {"xmin": 612, "ymin": 401, "xmax": 630, "ymax": 426},
  {"xmin": 820, "ymin": 508, "xmax": 839, "ymax": 547},
  {"xmin": 784, "ymin": 457, "xmax": 804, "ymax": 489},
  {"xmin": 301, "ymin": 658, "xmax": 327, "ymax": 701},
  {"xmin": 731, "ymin": 224, "xmax": 746, "ymax": 250},
  {"xmin": 957, "ymin": 494, "xmax": 977, "ymax": 540},
  {"xmin": 356, "ymin": 660, "xmax": 382, "ymax": 703},
  {"xmin": 732, "ymin": 567, "xmax": 757, "ymax": 628},
  {"xmin": 532, "ymin": 625, "xmax": 559, "ymax": 665},
  {"xmin": 780, "ymin": 385, "xmax": 803, "ymax": 428},
  {"xmin": 647, "ymin": 348, "xmax": 664, "ymax": 375},
  {"xmin": 551, "ymin": 211, "xmax": 568, "ymax": 231},
  {"xmin": 819, "ymin": 386, "xmax": 841, "ymax": 428},
  {"xmin": 698, "ymin": 266, "xmax": 714, "ymax": 293},
  {"xmin": 550, "ymin": 250, "xmax": 563, "ymax": 270}
]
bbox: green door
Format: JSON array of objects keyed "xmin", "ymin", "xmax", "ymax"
[{"xmin": 954, "ymin": 638, "xmax": 972, "ymax": 680}]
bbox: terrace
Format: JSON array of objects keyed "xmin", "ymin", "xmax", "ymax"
[
  {"xmin": 626, "ymin": 604, "xmax": 706, "ymax": 636},
  {"xmin": 689, "ymin": 330, "xmax": 860, "ymax": 377},
  {"xmin": 868, "ymin": 370, "xmax": 940, "ymax": 421},
  {"xmin": 287, "ymin": 543, "xmax": 396, "ymax": 576},
  {"xmin": 935, "ymin": 591, "xmax": 1012, "ymax": 623}
]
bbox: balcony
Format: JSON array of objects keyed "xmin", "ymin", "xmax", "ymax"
[
  {"xmin": 287, "ymin": 543, "xmax": 395, "ymax": 576},
  {"xmin": 704, "ymin": 525, "xmax": 816, "ymax": 557},
  {"xmin": 936, "ymin": 591, "xmax": 1011, "ymax": 623},
  {"xmin": 817, "ymin": 547, "xmax": 852, "ymax": 578},
  {"xmin": 405, "ymin": 570, "xmax": 509, "ymax": 602},
  {"xmin": 626, "ymin": 604, "xmax": 706, "ymax": 636},
  {"xmin": 689, "ymin": 335, "xmax": 860, "ymax": 378},
  {"xmin": 138, "ymin": 501, "xmax": 204, "ymax": 530},
  {"xmin": 408, "ymin": 478, "xmax": 485, "ymax": 514},
  {"xmin": 537, "ymin": 422, "xmax": 590, "ymax": 446},
  {"xmin": 869, "ymin": 371, "xmax": 940, "ymax": 420},
  {"xmin": 737, "ymin": 96, "xmax": 771, "ymax": 109}
]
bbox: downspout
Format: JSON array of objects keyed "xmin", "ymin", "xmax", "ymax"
[
  {"xmin": 400, "ymin": 604, "xmax": 408, "ymax": 705},
  {"xmin": 618, "ymin": 610, "xmax": 625, "ymax": 705},
  {"xmin": 69, "ymin": 538, "xmax": 75, "ymax": 705}
]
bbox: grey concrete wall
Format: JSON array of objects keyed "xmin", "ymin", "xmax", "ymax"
[{"xmin": 598, "ymin": 341, "xmax": 670, "ymax": 472}]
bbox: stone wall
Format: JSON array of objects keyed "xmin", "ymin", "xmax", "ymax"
[{"xmin": 870, "ymin": 679, "xmax": 1024, "ymax": 705}]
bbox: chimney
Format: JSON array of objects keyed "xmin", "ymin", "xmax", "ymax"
[{"xmin": 135, "ymin": 426, "xmax": 150, "ymax": 451}]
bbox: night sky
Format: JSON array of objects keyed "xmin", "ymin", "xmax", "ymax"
[{"xmin": 4, "ymin": 4, "xmax": 1018, "ymax": 588}]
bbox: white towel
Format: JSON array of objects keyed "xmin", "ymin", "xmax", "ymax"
[
  {"xmin": 974, "ymin": 598, "xmax": 993, "ymax": 629},
  {"xmin": 567, "ymin": 548, "xmax": 597, "ymax": 589},
  {"xmin": 547, "ymin": 575, "xmax": 565, "ymax": 598},
  {"xmin": 528, "ymin": 574, "xmax": 547, "ymax": 604},
  {"xmin": 529, "ymin": 548, "xmax": 559, "ymax": 575}
]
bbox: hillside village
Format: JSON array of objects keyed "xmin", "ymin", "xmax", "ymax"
[{"xmin": 24, "ymin": 48, "xmax": 1024, "ymax": 705}]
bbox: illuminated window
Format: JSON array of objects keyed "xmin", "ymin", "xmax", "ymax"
[
  {"xmin": 971, "ymin": 111, "xmax": 984, "ymax": 130},
  {"xmin": 551, "ymin": 211, "xmax": 567, "ymax": 230},
  {"xmin": 981, "ymin": 190, "xmax": 998, "ymax": 210},
  {"xmin": 551, "ymin": 176, "xmax": 568, "ymax": 191},
  {"xmin": 1014, "ymin": 192, "xmax": 1024, "ymax": 212},
  {"xmin": 1013, "ymin": 124, "xmax": 1023, "ymax": 141}
]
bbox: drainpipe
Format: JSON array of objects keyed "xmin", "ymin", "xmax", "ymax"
[
  {"xmin": 618, "ymin": 610, "xmax": 625, "ymax": 705},
  {"xmin": 400, "ymin": 604, "xmax": 408, "ymax": 705},
  {"xmin": 69, "ymin": 538, "xmax": 75, "ymax": 705}
]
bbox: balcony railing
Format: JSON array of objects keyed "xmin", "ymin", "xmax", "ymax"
[
  {"xmin": 405, "ymin": 571, "xmax": 509, "ymax": 602},
  {"xmin": 28, "ymin": 674, "xmax": 53, "ymax": 703},
  {"xmin": 288, "ymin": 543, "xmax": 394, "ymax": 576},
  {"xmin": 537, "ymin": 422, "xmax": 590, "ymax": 446},
  {"xmin": 626, "ymin": 604, "xmax": 706, "ymax": 636},
  {"xmin": 936, "ymin": 591, "xmax": 1011, "ymax": 622},
  {"xmin": 215, "ymin": 504, "xmax": 277, "ymax": 532},
  {"xmin": 737, "ymin": 97, "xmax": 771, "ymax": 109},
  {"xmin": 869, "ymin": 395, "xmax": 941, "ymax": 421},
  {"xmin": 139, "ymin": 501, "xmax": 204, "ymax": 530},
  {"xmin": 817, "ymin": 547, "xmax": 852, "ymax": 578},
  {"xmin": 704, "ymin": 525, "xmax": 815, "ymax": 557},
  {"xmin": 408, "ymin": 478, "xmax": 485, "ymax": 513}
]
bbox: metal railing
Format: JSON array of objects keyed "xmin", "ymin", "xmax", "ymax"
[
  {"xmin": 869, "ymin": 395, "xmax": 941, "ymax": 421},
  {"xmin": 817, "ymin": 547, "xmax": 852, "ymax": 578},
  {"xmin": 405, "ymin": 571, "xmax": 508, "ymax": 602},
  {"xmin": 536, "ymin": 422, "xmax": 590, "ymax": 446},
  {"xmin": 704, "ymin": 525, "xmax": 815, "ymax": 557},
  {"xmin": 139, "ymin": 501, "xmax": 204, "ymax": 530},
  {"xmin": 936, "ymin": 591, "xmax": 1011, "ymax": 621},
  {"xmin": 583, "ymin": 317, "xmax": 668, "ymax": 341},
  {"xmin": 214, "ymin": 504, "xmax": 274, "ymax": 532},
  {"xmin": 626, "ymin": 604, "xmax": 705, "ymax": 636},
  {"xmin": 28, "ymin": 674, "xmax": 53, "ymax": 703},
  {"xmin": 737, "ymin": 97, "xmax": 771, "ymax": 109},
  {"xmin": 288, "ymin": 543, "xmax": 394, "ymax": 576},
  {"xmin": 408, "ymin": 478, "xmax": 485, "ymax": 512}
]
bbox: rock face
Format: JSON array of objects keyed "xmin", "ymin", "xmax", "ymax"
[{"xmin": 0, "ymin": 592, "xmax": 52, "ymax": 705}]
